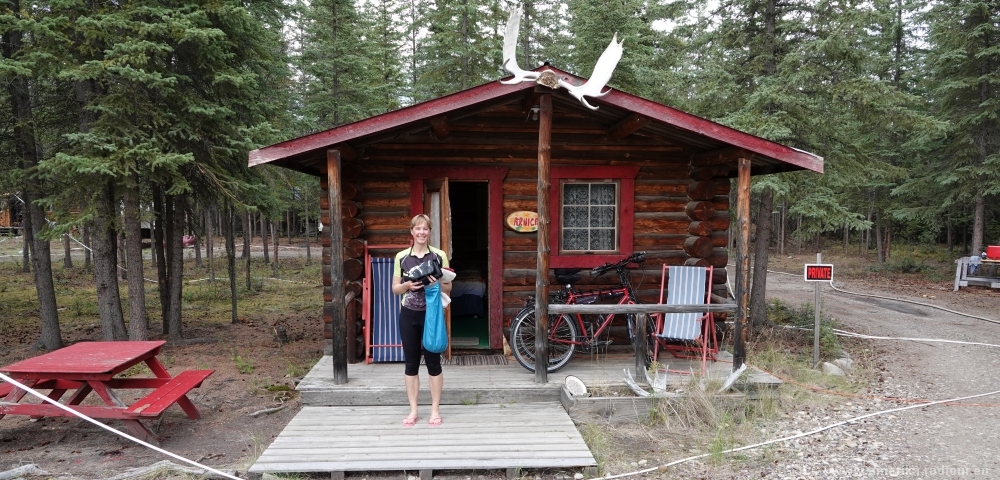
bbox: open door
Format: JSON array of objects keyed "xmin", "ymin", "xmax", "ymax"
[{"xmin": 423, "ymin": 178, "xmax": 452, "ymax": 359}]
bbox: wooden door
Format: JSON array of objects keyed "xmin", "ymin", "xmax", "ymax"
[{"xmin": 423, "ymin": 178, "xmax": 452, "ymax": 359}]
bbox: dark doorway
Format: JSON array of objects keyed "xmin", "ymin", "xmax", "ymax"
[{"xmin": 448, "ymin": 182, "xmax": 490, "ymax": 349}]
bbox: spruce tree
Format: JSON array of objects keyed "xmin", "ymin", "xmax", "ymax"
[{"xmin": 924, "ymin": 0, "xmax": 1000, "ymax": 255}]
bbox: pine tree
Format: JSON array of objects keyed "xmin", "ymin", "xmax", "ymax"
[
  {"xmin": 299, "ymin": 0, "xmax": 374, "ymax": 129},
  {"xmin": 414, "ymin": 0, "xmax": 506, "ymax": 101},
  {"xmin": 924, "ymin": 0, "xmax": 1000, "ymax": 255}
]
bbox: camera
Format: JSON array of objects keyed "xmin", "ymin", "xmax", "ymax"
[{"xmin": 403, "ymin": 257, "xmax": 443, "ymax": 286}]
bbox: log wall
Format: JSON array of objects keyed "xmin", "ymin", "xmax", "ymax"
[{"xmin": 319, "ymin": 100, "xmax": 734, "ymax": 352}]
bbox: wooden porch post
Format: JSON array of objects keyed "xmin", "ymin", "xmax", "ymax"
[
  {"xmin": 327, "ymin": 149, "xmax": 348, "ymax": 384},
  {"xmin": 733, "ymin": 157, "xmax": 751, "ymax": 370},
  {"xmin": 535, "ymin": 91, "xmax": 552, "ymax": 384}
]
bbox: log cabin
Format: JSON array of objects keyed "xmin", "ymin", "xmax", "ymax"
[{"xmin": 249, "ymin": 66, "xmax": 823, "ymax": 381}]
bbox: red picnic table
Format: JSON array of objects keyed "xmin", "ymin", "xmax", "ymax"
[{"xmin": 0, "ymin": 340, "xmax": 213, "ymax": 445}]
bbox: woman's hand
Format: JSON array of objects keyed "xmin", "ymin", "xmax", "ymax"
[{"xmin": 406, "ymin": 280, "xmax": 423, "ymax": 291}]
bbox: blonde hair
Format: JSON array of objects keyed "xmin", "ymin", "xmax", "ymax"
[{"xmin": 410, "ymin": 214, "xmax": 432, "ymax": 229}]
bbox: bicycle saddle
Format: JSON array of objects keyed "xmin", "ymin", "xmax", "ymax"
[{"xmin": 554, "ymin": 268, "xmax": 582, "ymax": 285}]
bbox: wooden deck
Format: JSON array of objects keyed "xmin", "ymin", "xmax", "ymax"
[
  {"xmin": 248, "ymin": 402, "xmax": 596, "ymax": 477},
  {"xmin": 248, "ymin": 352, "xmax": 779, "ymax": 478},
  {"xmin": 297, "ymin": 351, "xmax": 780, "ymax": 406}
]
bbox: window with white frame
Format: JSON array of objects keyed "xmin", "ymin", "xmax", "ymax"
[{"xmin": 560, "ymin": 180, "xmax": 619, "ymax": 253}]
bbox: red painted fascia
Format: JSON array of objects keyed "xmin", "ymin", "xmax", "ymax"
[
  {"xmin": 249, "ymin": 82, "xmax": 535, "ymax": 167},
  {"xmin": 548, "ymin": 166, "xmax": 640, "ymax": 269},
  {"xmin": 598, "ymin": 92, "xmax": 824, "ymax": 173}
]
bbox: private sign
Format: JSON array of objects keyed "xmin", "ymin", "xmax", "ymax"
[{"xmin": 804, "ymin": 264, "xmax": 834, "ymax": 282}]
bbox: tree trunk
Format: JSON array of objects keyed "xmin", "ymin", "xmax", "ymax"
[
  {"xmin": 875, "ymin": 211, "xmax": 885, "ymax": 264},
  {"xmin": 261, "ymin": 213, "xmax": 270, "ymax": 263},
  {"xmin": 167, "ymin": 195, "xmax": 185, "ymax": 339},
  {"xmin": 21, "ymin": 201, "xmax": 32, "ymax": 273},
  {"xmin": 971, "ymin": 194, "xmax": 985, "ymax": 256},
  {"xmin": 272, "ymin": 221, "xmax": 278, "ymax": 277},
  {"xmin": 154, "ymin": 190, "xmax": 169, "ymax": 333},
  {"xmin": 947, "ymin": 214, "xmax": 954, "ymax": 252},
  {"xmin": 224, "ymin": 204, "xmax": 238, "ymax": 323},
  {"xmin": 93, "ymin": 180, "xmax": 127, "ymax": 340},
  {"xmin": 843, "ymin": 223, "xmax": 849, "ymax": 250},
  {"xmin": 241, "ymin": 211, "xmax": 250, "ymax": 259},
  {"xmin": 207, "ymin": 207, "xmax": 215, "ymax": 282},
  {"xmin": 63, "ymin": 234, "xmax": 73, "ymax": 268},
  {"xmin": 118, "ymin": 231, "xmax": 127, "ymax": 280},
  {"xmin": 750, "ymin": 188, "xmax": 773, "ymax": 329},
  {"xmin": 795, "ymin": 216, "xmax": 802, "ymax": 254},
  {"xmin": 124, "ymin": 179, "xmax": 148, "ymax": 340},
  {"xmin": 83, "ymin": 222, "xmax": 92, "ymax": 270},
  {"xmin": 305, "ymin": 197, "xmax": 312, "ymax": 264},
  {"xmin": 194, "ymin": 210, "xmax": 202, "ymax": 268},
  {"xmin": 245, "ymin": 211, "xmax": 252, "ymax": 291},
  {"xmin": 883, "ymin": 218, "xmax": 892, "ymax": 260},
  {"xmin": 286, "ymin": 209, "xmax": 292, "ymax": 246}
]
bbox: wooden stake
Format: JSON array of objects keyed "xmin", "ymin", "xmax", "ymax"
[
  {"xmin": 535, "ymin": 92, "xmax": 552, "ymax": 384},
  {"xmin": 733, "ymin": 157, "xmax": 751, "ymax": 370},
  {"xmin": 327, "ymin": 149, "xmax": 348, "ymax": 384}
]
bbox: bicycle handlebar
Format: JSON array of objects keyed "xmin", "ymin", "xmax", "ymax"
[{"xmin": 589, "ymin": 251, "xmax": 646, "ymax": 277}]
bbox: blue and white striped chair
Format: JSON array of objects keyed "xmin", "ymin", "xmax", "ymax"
[
  {"xmin": 652, "ymin": 265, "xmax": 718, "ymax": 374},
  {"xmin": 363, "ymin": 245, "xmax": 410, "ymax": 363}
]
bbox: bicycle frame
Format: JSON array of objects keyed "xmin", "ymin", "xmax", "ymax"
[{"xmin": 549, "ymin": 263, "xmax": 642, "ymax": 348}]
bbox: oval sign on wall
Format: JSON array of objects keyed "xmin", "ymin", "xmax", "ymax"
[{"xmin": 506, "ymin": 211, "xmax": 539, "ymax": 232}]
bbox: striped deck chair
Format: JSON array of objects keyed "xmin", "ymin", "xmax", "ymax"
[
  {"xmin": 363, "ymin": 244, "xmax": 410, "ymax": 363},
  {"xmin": 651, "ymin": 265, "xmax": 718, "ymax": 374}
]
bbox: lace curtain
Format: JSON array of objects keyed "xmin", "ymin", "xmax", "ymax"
[{"xmin": 562, "ymin": 182, "xmax": 617, "ymax": 251}]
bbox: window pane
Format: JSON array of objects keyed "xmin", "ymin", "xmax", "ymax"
[
  {"xmin": 564, "ymin": 184, "xmax": 589, "ymax": 205},
  {"xmin": 563, "ymin": 229, "xmax": 588, "ymax": 251},
  {"xmin": 591, "ymin": 229, "xmax": 615, "ymax": 251},
  {"xmin": 564, "ymin": 206, "xmax": 589, "ymax": 228},
  {"xmin": 591, "ymin": 206, "xmax": 615, "ymax": 228},
  {"xmin": 591, "ymin": 184, "xmax": 616, "ymax": 205}
]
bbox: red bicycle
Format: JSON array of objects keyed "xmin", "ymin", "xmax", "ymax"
[{"xmin": 509, "ymin": 251, "xmax": 653, "ymax": 373}]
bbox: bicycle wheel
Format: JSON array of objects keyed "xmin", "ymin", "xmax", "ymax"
[
  {"xmin": 510, "ymin": 308, "xmax": 579, "ymax": 373},
  {"xmin": 627, "ymin": 312, "xmax": 656, "ymax": 370}
]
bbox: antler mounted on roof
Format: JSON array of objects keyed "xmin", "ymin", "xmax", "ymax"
[{"xmin": 500, "ymin": 5, "xmax": 624, "ymax": 110}]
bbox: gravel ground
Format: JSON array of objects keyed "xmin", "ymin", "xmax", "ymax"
[{"xmin": 728, "ymin": 270, "xmax": 1000, "ymax": 480}]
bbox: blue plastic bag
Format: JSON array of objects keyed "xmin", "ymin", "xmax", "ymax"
[{"xmin": 422, "ymin": 282, "xmax": 448, "ymax": 353}]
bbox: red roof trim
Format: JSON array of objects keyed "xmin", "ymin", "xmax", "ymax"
[
  {"xmin": 249, "ymin": 66, "xmax": 823, "ymax": 173},
  {"xmin": 598, "ymin": 92, "xmax": 823, "ymax": 173},
  {"xmin": 249, "ymin": 81, "xmax": 535, "ymax": 167}
]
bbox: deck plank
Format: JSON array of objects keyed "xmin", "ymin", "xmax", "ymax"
[{"xmin": 249, "ymin": 402, "xmax": 596, "ymax": 475}]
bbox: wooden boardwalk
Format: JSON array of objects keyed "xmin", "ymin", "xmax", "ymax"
[
  {"xmin": 249, "ymin": 352, "xmax": 778, "ymax": 477},
  {"xmin": 248, "ymin": 402, "xmax": 596, "ymax": 477}
]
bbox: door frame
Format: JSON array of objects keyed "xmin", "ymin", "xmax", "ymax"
[{"xmin": 408, "ymin": 166, "xmax": 508, "ymax": 349}]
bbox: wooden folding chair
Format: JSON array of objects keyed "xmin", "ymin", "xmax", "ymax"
[
  {"xmin": 651, "ymin": 265, "xmax": 718, "ymax": 374},
  {"xmin": 362, "ymin": 244, "xmax": 409, "ymax": 363}
]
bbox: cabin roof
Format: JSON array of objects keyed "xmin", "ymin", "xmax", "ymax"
[{"xmin": 249, "ymin": 67, "xmax": 823, "ymax": 176}]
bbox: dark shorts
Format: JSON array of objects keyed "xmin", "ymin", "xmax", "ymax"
[{"xmin": 399, "ymin": 307, "xmax": 443, "ymax": 376}]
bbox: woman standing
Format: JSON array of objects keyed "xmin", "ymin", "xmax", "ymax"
[{"xmin": 392, "ymin": 214, "xmax": 451, "ymax": 426}]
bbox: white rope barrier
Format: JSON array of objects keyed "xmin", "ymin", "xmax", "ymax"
[
  {"xmin": 589, "ymin": 388, "xmax": 1000, "ymax": 480},
  {"xmin": 0, "ymin": 372, "xmax": 242, "ymax": 480},
  {"xmin": 777, "ymin": 324, "xmax": 1000, "ymax": 349}
]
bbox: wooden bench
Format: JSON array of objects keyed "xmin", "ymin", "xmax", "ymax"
[{"xmin": 126, "ymin": 370, "xmax": 213, "ymax": 419}]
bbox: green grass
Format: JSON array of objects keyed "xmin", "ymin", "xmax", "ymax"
[{"xmin": 0, "ymin": 254, "xmax": 323, "ymax": 348}]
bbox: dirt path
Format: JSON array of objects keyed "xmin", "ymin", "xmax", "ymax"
[{"xmin": 756, "ymin": 270, "xmax": 1000, "ymax": 479}]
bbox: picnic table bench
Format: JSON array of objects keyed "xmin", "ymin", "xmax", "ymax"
[{"xmin": 0, "ymin": 340, "xmax": 213, "ymax": 445}]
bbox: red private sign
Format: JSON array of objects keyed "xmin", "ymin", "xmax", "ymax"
[{"xmin": 804, "ymin": 264, "xmax": 834, "ymax": 282}]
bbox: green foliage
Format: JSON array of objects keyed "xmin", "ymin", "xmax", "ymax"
[
  {"xmin": 232, "ymin": 353, "xmax": 256, "ymax": 374},
  {"xmin": 766, "ymin": 300, "xmax": 840, "ymax": 361}
]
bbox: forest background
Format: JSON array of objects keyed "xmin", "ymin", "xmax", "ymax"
[{"xmin": 1, "ymin": 0, "xmax": 997, "ymax": 349}]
